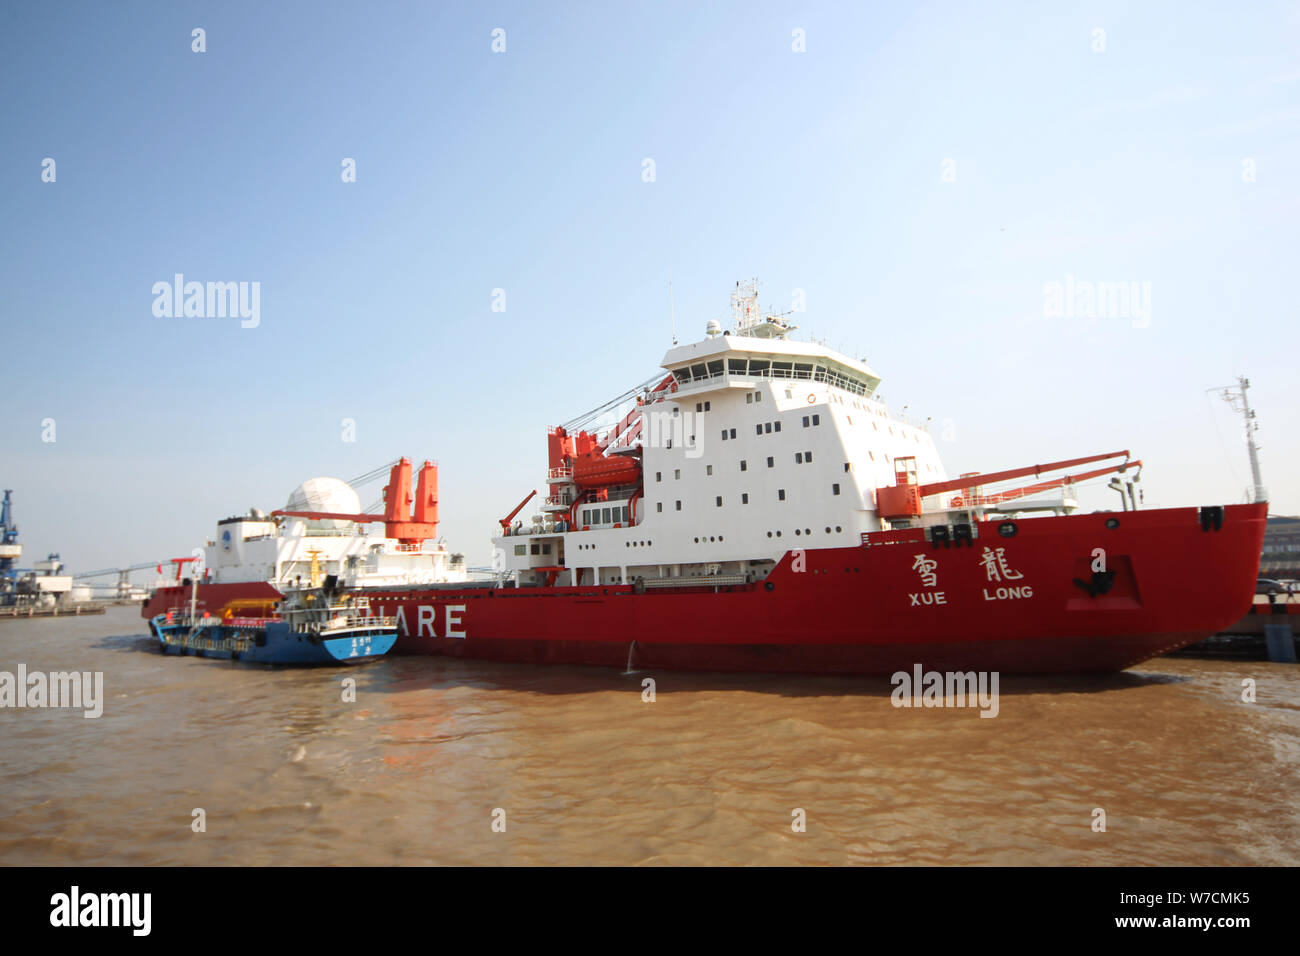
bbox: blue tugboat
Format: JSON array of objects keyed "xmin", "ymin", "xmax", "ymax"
[{"xmin": 151, "ymin": 583, "xmax": 396, "ymax": 666}]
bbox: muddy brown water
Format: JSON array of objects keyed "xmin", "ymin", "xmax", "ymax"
[{"xmin": 1, "ymin": 607, "xmax": 1296, "ymax": 865}]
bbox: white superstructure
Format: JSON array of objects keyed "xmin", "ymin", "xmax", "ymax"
[
  {"xmin": 495, "ymin": 282, "xmax": 949, "ymax": 587},
  {"xmin": 205, "ymin": 477, "xmax": 468, "ymax": 589}
]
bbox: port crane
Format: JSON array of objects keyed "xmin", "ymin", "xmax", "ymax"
[
  {"xmin": 0, "ymin": 490, "xmax": 21, "ymax": 605},
  {"xmin": 74, "ymin": 561, "xmax": 170, "ymax": 597}
]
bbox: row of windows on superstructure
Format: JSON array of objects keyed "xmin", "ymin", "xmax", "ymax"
[
  {"xmin": 581, "ymin": 539, "xmax": 656, "ymax": 551},
  {"xmin": 513, "ymin": 542, "xmax": 554, "ymax": 556},
  {"xmin": 683, "ymin": 387, "xmax": 921, "ymax": 441},
  {"xmin": 672, "ymin": 359, "xmax": 874, "ymax": 396},
  {"xmin": 657, "ymin": 451, "xmax": 818, "ymax": 482},
  {"xmin": 686, "ymin": 524, "xmax": 844, "ymax": 543},
  {"xmin": 766, "ymin": 526, "xmax": 844, "ymax": 537},
  {"xmin": 654, "ymin": 484, "xmax": 842, "ymax": 512},
  {"xmin": 581, "ymin": 505, "xmax": 630, "ymax": 525},
  {"xmin": 655, "ymin": 447, "xmax": 939, "ymax": 481}
]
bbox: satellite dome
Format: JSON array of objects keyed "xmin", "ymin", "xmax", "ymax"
[{"xmin": 284, "ymin": 477, "xmax": 361, "ymax": 532}]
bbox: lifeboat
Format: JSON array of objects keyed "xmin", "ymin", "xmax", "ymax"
[{"xmin": 571, "ymin": 454, "xmax": 641, "ymax": 488}]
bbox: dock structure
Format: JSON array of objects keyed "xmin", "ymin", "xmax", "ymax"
[
  {"xmin": 0, "ymin": 603, "xmax": 106, "ymax": 619},
  {"xmin": 1175, "ymin": 594, "xmax": 1300, "ymax": 662},
  {"xmin": 1261, "ymin": 598, "xmax": 1299, "ymax": 663}
]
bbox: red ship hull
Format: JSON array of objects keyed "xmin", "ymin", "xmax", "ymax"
[{"xmin": 359, "ymin": 503, "xmax": 1265, "ymax": 675}]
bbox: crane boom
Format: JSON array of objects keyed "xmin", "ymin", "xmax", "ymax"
[{"xmin": 916, "ymin": 450, "xmax": 1132, "ymax": 498}]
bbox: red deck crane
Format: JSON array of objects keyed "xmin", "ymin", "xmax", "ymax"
[
  {"xmin": 876, "ymin": 450, "xmax": 1139, "ymax": 520},
  {"xmin": 272, "ymin": 458, "xmax": 439, "ymax": 546}
]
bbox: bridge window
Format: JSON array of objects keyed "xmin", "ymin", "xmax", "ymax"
[
  {"xmin": 675, "ymin": 500, "xmax": 682, "ymax": 511},
  {"xmin": 766, "ymin": 456, "xmax": 774, "ymax": 468},
  {"xmin": 778, "ymin": 489, "xmax": 786, "ymax": 501},
  {"xmin": 656, "ymin": 502, "xmax": 662, "ymax": 513},
  {"xmin": 740, "ymin": 459, "xmax": 748, "ymax": 471},
  {"xmin": 706, "ymin": 465, "xmax": 713, "ymax": 476},
  {"xmin": 716, "ymin": 496, "xmax": 723, "ymax": 507},
  {"xmin": 514, "ymin": 545, "xmax": 526, "ymax": 556},
  {"xmin": 833, "ymin": 484, "xmax": 841, "ymax": 495}
]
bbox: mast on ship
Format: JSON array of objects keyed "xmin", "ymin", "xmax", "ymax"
[
  {"xmin": 1217, "ymin": 376, "xmax": 1267, "ymax": 504},
  {"xmin": 731, "ymin": 279, "xmax": 797, "ymax": 339}
]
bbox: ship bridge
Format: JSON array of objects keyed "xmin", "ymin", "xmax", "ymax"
[{"xmin": 661, "ymin": 334, "xmax": 882, "ymax": 401}]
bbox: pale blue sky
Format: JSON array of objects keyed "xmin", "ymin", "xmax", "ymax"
[{"xmin": 2, "ymin": 1, "xmax": 1296, "ymax": 572}]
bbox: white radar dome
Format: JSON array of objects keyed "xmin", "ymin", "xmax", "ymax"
[{"xmin": 284, "ymin": 477, "xmax": 362, "ymax": 532}]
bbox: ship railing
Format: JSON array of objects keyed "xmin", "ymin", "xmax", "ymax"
[
  {"xmin": 161, "ymin": 606, "xmax": 217, "ymax": 623},
  {"xmin": 316, "ymin": 614, "xmax": 397, "ymax": 632},
  {"xmin": 547, "ymin": 466, "xmax": 573, "ymax": 480},
  {"xmin": 676, "ymin": 367, "xmax": 871, "ymax": 397}
]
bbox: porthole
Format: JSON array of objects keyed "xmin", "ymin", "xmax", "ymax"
[
  {"xmin": 998, "ymin": 521, "xmax": 1018, "ymax": 538},
  {"xmin": 1105, "ymin": 517, "xmax": 1120, "ymax": 529}
]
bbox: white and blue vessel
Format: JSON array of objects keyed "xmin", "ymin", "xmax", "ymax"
[{"xmin": 151, "ymin": 584, "xmax": 396, "ymax": 666}]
